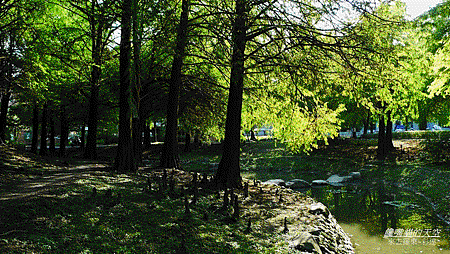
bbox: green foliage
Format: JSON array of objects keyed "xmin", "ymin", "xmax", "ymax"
[
  {"xmin": 364, "ymin": 130, "xmax": 450, "ymax": 140},
  {"xmin": 421, "ymin": 132, "xmax": 450, "ymax": 164},
  {"xmin": 272, "ymin": 103, "xmax": 345, "ymax": 153},
  {"xmin": 337, "ymin": 100, "xmax": 370, "ymax": 131},
  {"xmin": 337, "ymin": 1, "xmax": 414, "ymax": 118},
  {"xmin": 242, "ymin": 67, "xmax": 345, "ymax": 154},
  {"xmin": 5, "ymin": 0, "xmax": 450, "ymax": 171},
  {"xmin": 411, "ymin": 0, "xmax": 450, "ymax": 125}
]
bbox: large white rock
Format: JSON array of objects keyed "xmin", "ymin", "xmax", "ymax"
[
  {"xmin": 311, "ymin": 179, "xmax": 328, "ymax": 187},
  {"xmin": 309, "ymin": 202, "xmax": 331, "ymax": 217},
  {"xmin": 285, "ymin": 179, "xmax": 311, "ymax": 189},
  {"xmin": 262, "ymin": 179, "xmax": 286, "ymax": 186},
  {"xmin": 326, "ymin": 174, "xmax": 351, "ymax": 186},
  {"xmin": 350, "ymin": 171, "xmax": 361, "ymax": 179}
]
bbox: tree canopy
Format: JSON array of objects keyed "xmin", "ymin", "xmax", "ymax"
[{"xmin": 1, "ymin": 0, "xmax": 449, "ymax": 180}]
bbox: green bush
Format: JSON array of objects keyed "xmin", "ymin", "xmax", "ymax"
[
  {"xmin": 97, "ymin": 133, "xmax": 119, "ymax": 145},
  {"xmin": 394, "ymin": 130, "xmax": 450, "ymax": 140},
  {"xmin": 421, "ymin": 134, "xmax": 450, "ymax": 164},
  {"xmin": 363, "ymin": 130, "xmax": 450, "ymax": 140}
]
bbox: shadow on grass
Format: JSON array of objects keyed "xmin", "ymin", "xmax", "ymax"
[
  {"xmin": 2, "ymin": 139, "xmax": 448, "ymax": 253},
  {"xmin": 180, "ymin": 139, "xmax": 368, "ymax": 183},
  {"xmin": 0, "ymin": 170, "xmax": 279, "ymax": 254}
]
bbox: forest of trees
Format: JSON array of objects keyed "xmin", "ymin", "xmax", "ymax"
[{"xmin": 2, "ymin": 0, "xmax": 450, "ymax": 188}]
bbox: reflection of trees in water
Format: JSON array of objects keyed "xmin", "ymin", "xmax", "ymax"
[
  {"xmin": 309, "ymin": 181, "xmax": 438, "ymax": 236},
  {"xmin": 377, "ymin": 180, "xmax": 398, "ymax": 233}
]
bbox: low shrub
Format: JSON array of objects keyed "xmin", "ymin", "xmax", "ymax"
[
  {"xmin": 362, "ymin": 130, "xmax": 450, "ymax": 140},
  {"xmin": 421, "ymin": 134, "xmax": 450, "ymax": 164}
]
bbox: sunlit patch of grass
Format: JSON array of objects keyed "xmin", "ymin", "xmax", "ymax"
[
  {"xmin": 398, "ymin": 214, "xmax": 434, "ymax": 230},
  {"xmin": 1, "ymin": 139, "xmax": 449, "ymax": 253},
  {"xmin": 0, "ymin": 146, "xmax": 71, "ymax": 176},
  {"xmin": 3, "ymin": 169, "xmax": 308, "ymax": 253}
]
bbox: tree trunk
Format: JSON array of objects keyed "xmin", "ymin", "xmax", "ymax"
[
  {"xmin": 184, "ymin": 132, "xmax": 191, "ymax": 152},
  {"xmin": 133, "ymin": 117, "xmax": 142, "ymax": 165},
  {"xmin": 80, "ymin": 122, "xmax": 86, "ymax": 151},
  {"xmin": 377, "ymin": 115, "xmax": 386, "ymax": 160},
  {"xmin": 49, "ymin": 118, "xmax": 56, "ymax": 155},
  {"xmin": 385, "ymin": 113, "xmax": 394, "ymax": 152},
  {"xmin": 114, "ymin": 0, "xmax": 136, "ymax": 173},
  {"xmin": 132, "ymin": 0, "xmax": 144, "ymax": 166},
  {"xmin": 0, "ymin": 92, "xmax": 11, "ymax": 143},
  {"xmin": 84, "ymin": 0, "xmax": 106, "ymax": 159},
  {"xmin": 250, "ymin": 129, "xmax": 256, "ymax": 141},
  {"xmin": 352, "ymin": 128, "xmax": 357, "ymax": 139},
  {"xmin": 363, "ymin": 110, "xmax": 370, "ymax": 136},
  {"xmin": 418, "ymin": 103, "xmax": 428, "ymax": 130},
  {"xmin": 84, "ymin": 81, "xmax": 99, "ymax": 159},
  {"xmin": 40, "ymin": 104, "xmax": 48, "ymax": 156},
  {"xmin": 60, "ymin": 106, "xmax": 68, "ymax": 157},
  {"xmin": 405, "ymin": 116, "xmax": 409, "ymax": 131},
  {"xmin": 215, "ymin": 0, "xmax": 248, "ymax": 189},
  {"xmin": 160, "ymin": 0, "xmax": 190, "ymax": 169},
  {"xmin": 31, "ymin": 104, "xmax": 39, "ymax": 154},
  {"xmin": 194, "ymin": 131, "xmax": 200, "ymax": 147},
  {"xmin": 144, "ymin": 122, "xmax": 151, "ymax": 149},
  {"xmin": 80, "ymin": 123, "xmax": 86, "ymax": 150},
  {"xmin": 153, "ymin": 121, "xmax": 158, "ymax": 142},
  {"xmin": 1, "ymin": 31, "xmax": 14, "ymax": 144},
  {"xmin": 419, "ymin": 116, "xmax": 427, "ymax": 130}
]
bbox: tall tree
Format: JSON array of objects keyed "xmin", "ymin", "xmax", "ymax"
[
  {"xmin": 78, "ymin": 0, "xmax": 119, "ymax": 159},
  {"xmin": 0, "ymin": 7, "xmax": 19, "ymax": 144},
  {"xmin": 31, "ymin": 103, "xmax": 39, "ymax": 154},
  {"xmin": 363, "ymin": 2, "xmax": 408, "ymax": 158},
  {"xmin": 415, "ymin": 1, "xmax": 450, "ymax": 127},
  {"xmin": 159, "ymin": 0, "xmax": 190, "ymax": 168},
  {"xmin": 39, "ymin": 103, "xmax": 48, "ymax": 156},
  {"xmin": 131, "ymin": 0, "xmax": 144, "ymax": 165},
  {"xmin": 0, "ymin": 29, "xmax": 12, "ymax": 143},
  {"xmin": 335, "ymin": 1, "xmax": 412, "ymax": 158},
  {"xmin": 49, "ymin": 118, "xmax": 56, "ymax": 155},
  {"xmin": 114, "ymin": 0, "xmax": 136, "ymax": 172},
  {"xmin": 0, "ymin": 92, "xmax": 10, "ymax": 143},
  {"xmin": 60, "ymin": 103, "xmax": 69, "ymax": 157},
  {"xmin": 214, "ymin": 0, "xmax": 376, "ymax": 188},
  {"xmin": 215, "ymin": 0, "xmax": 247, "ymax": 189}
]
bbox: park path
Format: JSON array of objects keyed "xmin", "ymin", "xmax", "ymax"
[{"xmin": 0, "ymin": 163, "xmax": 111, "ymax": 201}]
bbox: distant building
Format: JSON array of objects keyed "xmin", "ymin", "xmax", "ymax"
[
  {"xmin": 243, "ymin": 125, "xmax": 273, "ymax": 138},
  {"xmin": 254, "ymin": 126, "xmax": 273, "ymax": 136}
]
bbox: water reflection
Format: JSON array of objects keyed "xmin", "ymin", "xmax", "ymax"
[{"xmin": 307, "ymin": 181, "xmax": 450, "ymax": 253}]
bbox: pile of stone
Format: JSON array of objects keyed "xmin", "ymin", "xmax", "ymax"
[
  {"xmin": 285, "ymin": 202, "xmax": 354, "ymax": 254},
  {"xmin": 262, "ymin": 171, "xmax": 362, "ymax": 190},
  {"xmin": 260, "ymin": 172, "xmax": 363, "ymax": 253},
  {"xmin": 308, "ymin": 203, "xmax": 354, "ymax": 253},
  {"xmin": 254, "ymin": 179, "xmax": 355, "ymax": 254}
]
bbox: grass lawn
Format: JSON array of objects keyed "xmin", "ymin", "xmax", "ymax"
[{"xmin": 0, "ymin": 138, "xmax": 449, "ymax": 253}]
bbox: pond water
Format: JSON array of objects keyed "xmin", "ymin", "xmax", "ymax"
[{"xmin": 306, "ymin": 181, "xmax": 450, "ymax": 253}]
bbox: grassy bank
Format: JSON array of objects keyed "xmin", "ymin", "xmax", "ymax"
[{"xmin": 0, "ymin": 144, "xmax": 330, "ymax": 253}]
